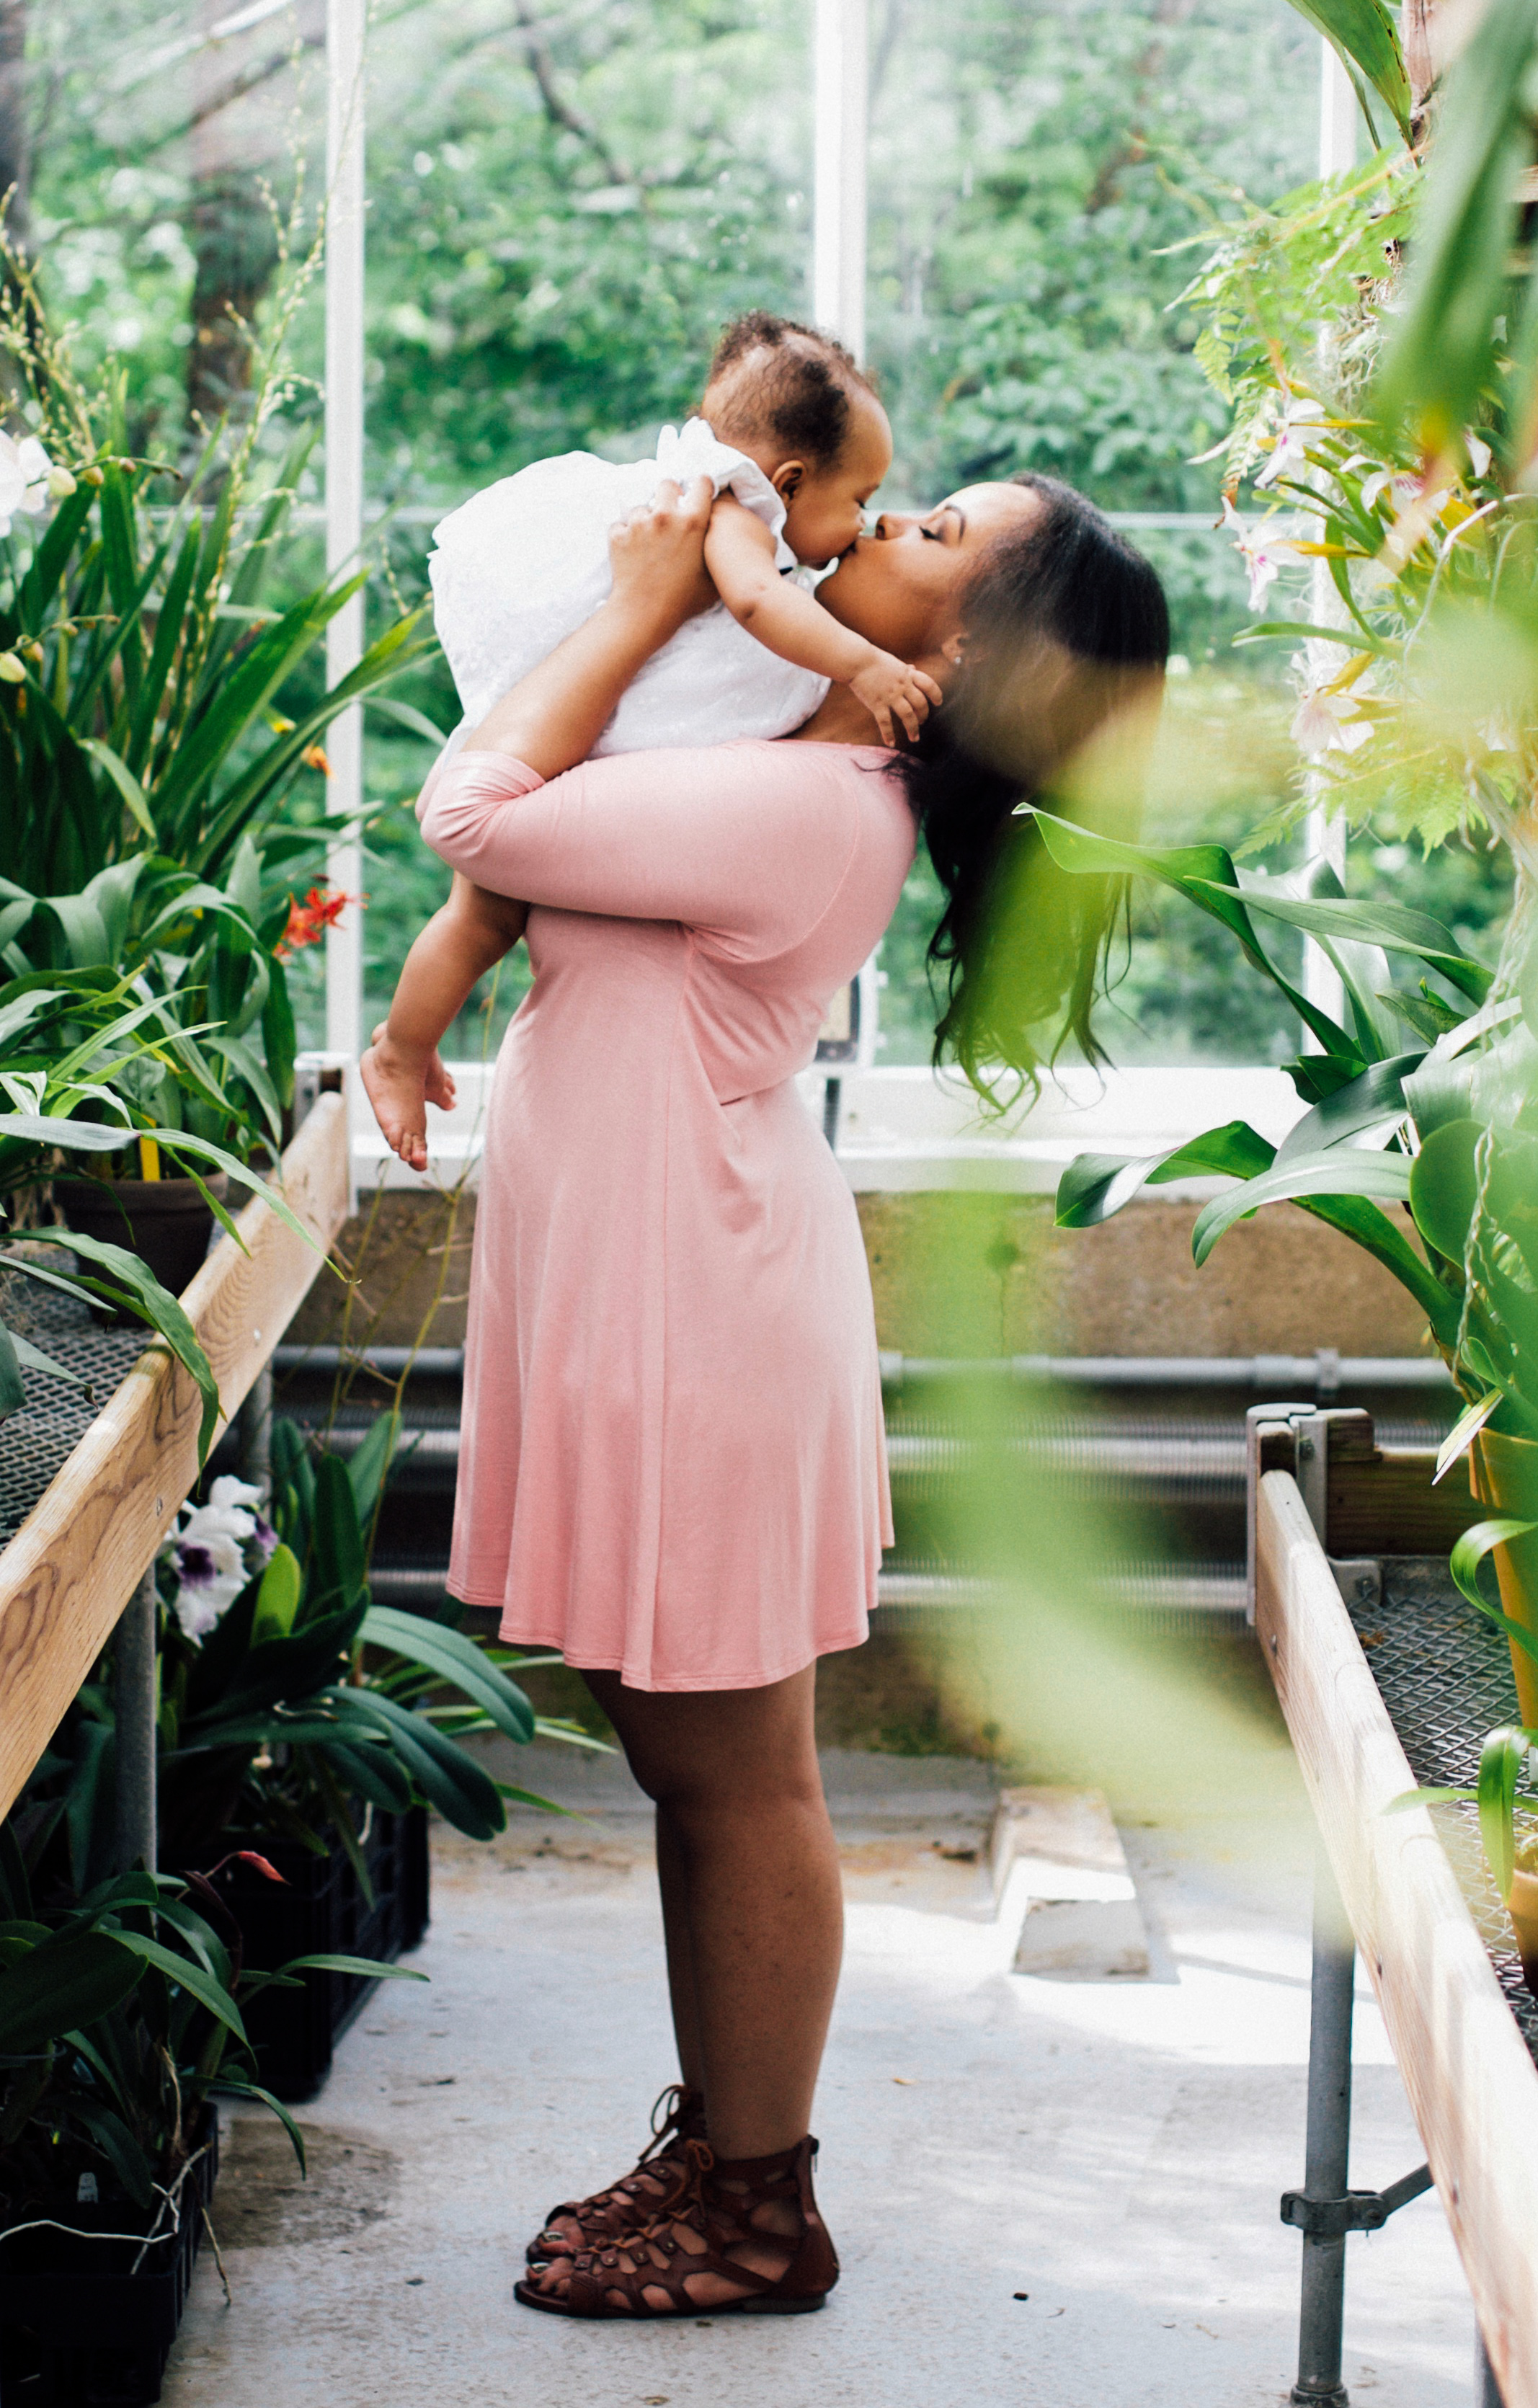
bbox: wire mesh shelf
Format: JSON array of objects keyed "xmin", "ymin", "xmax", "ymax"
[
  {"xmin": 1346, "ymin": 1558, "xmax": 1538, "ymax": 2069},
  {"xmin": 0, "ymin": 1276, "xmax": 149, "ymax": 1552}
]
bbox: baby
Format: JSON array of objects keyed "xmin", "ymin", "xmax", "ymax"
[{"xmin": 363, "ymin": 313, "xmax": 940, "ymax": 1170}]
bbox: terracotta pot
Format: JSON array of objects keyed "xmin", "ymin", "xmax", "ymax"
[
  {"xmin": 53, "ymin": 1174, "xmax": 227, "ymax": 1315},
  {"xmin": 1471, "ymin": 1429, "xmax": 1538, "ymax": 1731},
  {"xmin": 1506, "ymin": 1866, "xmax": 1538, "ymax": 2002}
]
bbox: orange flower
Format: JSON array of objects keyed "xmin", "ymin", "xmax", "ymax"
[
  {"xmin": 276, "ymin": 885, "xmax": 361, "ymax": 960},
  {"xmin": 301, "ymin": 743, "xmax": 332, "ymax": 775}
]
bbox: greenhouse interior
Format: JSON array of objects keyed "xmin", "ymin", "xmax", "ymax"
[{"xmin": 0, "ymin": 0, "xmax": 1536, "ymax": 2399}]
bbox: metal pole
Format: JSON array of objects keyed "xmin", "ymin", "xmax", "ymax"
[
  {"xmin": 115, "ymin": 1568, "xmax": 159, "ymax": 1876},
  {"xmin": 1475, "ymin": 2330, "xmax": 1504, "ymax": 2408},
  {"xmin": 324, "ymin": 0, "xmax": 366, "ymax": 1087},
  {"xmin": 1292, "ymin": 1846, "xmax": 1356, "ymax": 2407},
  {"xmin": 238, "ymin": 1364, "xmax": 272, "ymax": 1506},
  {"xmin": 1301, "ymin": 35, "xmax": 1356, "ymax": 1044},
  {"xmin": 813, "ymin": 0, "xmax": 867, "ymax": 360}
]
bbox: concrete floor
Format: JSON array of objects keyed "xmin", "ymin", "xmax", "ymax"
[{"xmin": 164, "ymin": 1742, "xmax": 1475, "ymax": 2408}]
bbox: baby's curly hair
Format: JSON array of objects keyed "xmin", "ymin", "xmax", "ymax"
[{"xmin": 702, "ymin": 311, "xmax": 879, "ymax": 470}]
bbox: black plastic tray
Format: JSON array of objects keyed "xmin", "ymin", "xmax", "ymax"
[
  {"xmin": 0, "ymin": 2106, "xmax": 218, "ymax": 2406},
  {"xmin": 221, "ymin": 1805, "xmax": 430, "ymax": 2102}
]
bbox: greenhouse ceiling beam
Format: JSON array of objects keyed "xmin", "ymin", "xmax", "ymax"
[
  {"xmin": 325, "ymin": 0, "xmax": 365, "ymax": 1080},
  {"xmin": 814, "ymin": 0, "xmax": 867, "ymax": 358}
]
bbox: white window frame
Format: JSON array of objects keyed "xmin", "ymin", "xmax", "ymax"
[{"xmin": 318, "ymin": 14, "xmax": 1352, "ymax": 1192}]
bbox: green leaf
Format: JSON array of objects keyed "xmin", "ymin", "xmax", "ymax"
[
  {"xmin": 265, "ymin": 1953, "xmax": 428, "ymax": 1983},
  {"xmin": 107, "ymin": 1931, "xmax": 249, "ymax": 2045},
  {"xmin": 1449, "ymin": 1517, "xmax": 1538, "ymax": 1666},
  {"xmin": 6, "ymin": 1228, "xmax": 221, "ymax": 1462},
  {"xmin": 1191, "ymin": 1148, "xmax": 1414, "ymax": 1266},
  {"xmin": 1199, "ymin": 886, "xmax": 1492, "ymax": 1007},
  {"xmin": 0, "ymin": 1318, "xmax": 23, "ymax": 1416},
  {"xmin": 250, "ymin": 1542, "xmax": 303, "ymax": 1646},
  {"xmin": 361, "ymin": 1606, "xmax": 538, "ymax": 1743},
  {"xmin": 1408, "ymin": 1119, "xmax": 1483, "ymax": 1261},
  {"xmin": 78, "ymin": 738, "xmax": 156, "ymax": 841},
  {"xmin": 311, "ymin": 1453, "xmax": 367, "ymax": 1614},
  {"xmin": 1277, "ymin": 0, "xmax": 1412, "ymax": 142},
  {"xmin": 0, "ymin": 1932, "xmax": 142, "ymax": 2053},
  {"xmin": 1273, "ymin": 1053, "xmax": 1421, "ymax": 1168},
  {"xmin": 61, "ymin": 2097, "xmax": 156, "ymax": 2208},
  {"xmin": 347, "ymin": 1410, "xmax": 401, "ymax": 1527},
  {"xmin": 1435, "ymin": 1390, "xmax": 1506, "ymax": 1485},
  {"xmin": 211, "ymin": 2072, "xmax": 307, "ymax": 2174},
  {"xmin": 1477, "ymin": 1725, "xmax": 1529, "ymax": 1902},
  {"xmin": 1054, "ymin": 1120, "xmax": 1275, "ymax": 1229}
]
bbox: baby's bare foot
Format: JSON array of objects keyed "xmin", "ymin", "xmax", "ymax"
[
  {"xmin": 360, "ymin": 1031, "xmax": 431, "ymax": 1173},
  {"xmin": 424, "ymin": 1051, "xmax": 458, "ymax": 1113}
]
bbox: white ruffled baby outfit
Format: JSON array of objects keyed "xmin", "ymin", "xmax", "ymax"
[{"xmin": 428, "ymin": 418, "xmax": 830, "ymax": 758}]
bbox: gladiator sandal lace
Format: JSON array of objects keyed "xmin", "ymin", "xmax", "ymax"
[
  {"xmin": 525, "ymin": 2083, "xmax": 708, "ymax": 2265},
  {"xmin": 515, "ymin": 2134, "xmax": 839, "ymax": 2319}
]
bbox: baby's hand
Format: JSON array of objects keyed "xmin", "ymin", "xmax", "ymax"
[{"xmin": 848, "ymin": 652, "xmax": 945, "ymax": 746}]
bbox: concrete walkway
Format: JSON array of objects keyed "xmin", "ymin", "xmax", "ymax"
[{"xmin": 164, "ymin": 1744, "xmax": 1472, "ymax": 2407}]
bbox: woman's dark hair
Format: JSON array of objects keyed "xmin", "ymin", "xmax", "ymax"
[{"xmin": 896, "ymin": 471, "xmax": 1170, "ymax": 1106}]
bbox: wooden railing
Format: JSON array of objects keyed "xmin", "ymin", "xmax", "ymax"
[
  {"xmin": 1252, "ymin": 1408, "xmax": 1538, "ymax": 2408},
  {"xmin": 0, "ymin": 1093, "xmax": 351, "ymax": 1821}
]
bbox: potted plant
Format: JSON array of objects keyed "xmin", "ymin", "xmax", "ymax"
[
  {"xmin": 0, "ymin": 248, "xmax": 435, "ymax": 1288},
  {"xmin": 23, "ymin": 1410, "xmax": 592, "ymax": 2095},
  {"xmin": 0, "ymin": 1819, "xmax": 422, "ymax": 2402}
]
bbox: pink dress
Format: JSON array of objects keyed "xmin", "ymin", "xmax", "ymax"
[{"xmin": 419, "ymin": 738, "xmax": 916, "ymax": 1692}]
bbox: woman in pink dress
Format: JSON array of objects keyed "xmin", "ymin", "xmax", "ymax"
[{"xmin": 417, "ymin": 469, "xmax": 1168, "ymax": 2318}]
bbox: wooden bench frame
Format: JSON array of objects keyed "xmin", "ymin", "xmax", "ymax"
[
  {"xmin": 1249, "ymin": 1404, "xmax": 1538, "ymax": 2408},
  {"xmin": 0, "ymin": 1092, "xmax": 350, "ymax": 1821}
]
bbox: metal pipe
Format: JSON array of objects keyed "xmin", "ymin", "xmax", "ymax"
[
  {"xmin": 1292, "ymin": 1849, "xmax": 1356, "ymax": 2407},
  {"xmin": 114, "ymin": 1568, "xmax": 158, "ymax": 1877},
  {"xmin": 274, "ymin": 1343, "xmax": 465, "ymax": 1375},
  {"xmin": 879, "ymin": 1352, "xmax": 1452, "ymax": 1390}
]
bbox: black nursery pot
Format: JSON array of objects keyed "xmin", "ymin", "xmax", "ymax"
[
  {"xmin": 53, "ymin": 1175, "xmax": 228, "ymax": 1310},
  {"xmin": 218, "ymin": 1805, "xmax": 430, "ymax": 2102},
  {"xmin": 0, "ymin": 2104, "xmax": 218, "ymax": 2408}
]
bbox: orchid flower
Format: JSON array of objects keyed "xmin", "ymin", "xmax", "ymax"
[
  {"xmin": 161, "ymin": 1474, "xmax": 276, "ymax": 1642},
  {"xmin": 1291, "ymin": 685, "xmax": 1375, "ymax": 759},
  {"xmin": 1222, "ymin": 498, "xmax": 1293, "ymax": 614},
  {"xmin": 0, "ymin": 432, "xmax": 67, "ymax": 538}
]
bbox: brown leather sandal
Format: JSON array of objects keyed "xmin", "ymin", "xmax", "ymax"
[
  {"xmin": 525, "ymin": 2083, "xmax": 707, "ymax": 2265},
  {"xmin": 515, "ymin": 2135, "xmax": 838, "ymax": 2319}
]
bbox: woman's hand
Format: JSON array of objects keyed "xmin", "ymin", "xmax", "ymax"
[{"xmin": 608, "ymin": 475, "xmax": 717, "ymax": 642}]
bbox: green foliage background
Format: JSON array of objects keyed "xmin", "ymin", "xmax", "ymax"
[{"xmin": 21, "ymin": 0, "xmax": 1513, "ymax": 1065}]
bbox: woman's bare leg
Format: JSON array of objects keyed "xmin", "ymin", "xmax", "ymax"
[
  {"xmin": 654, "ymin": 1803, "xmax": 706, "ymax": 2092},
  {"xmin": 584, "ymin": 1663, "xmax": 843, "ymax": 2159}
]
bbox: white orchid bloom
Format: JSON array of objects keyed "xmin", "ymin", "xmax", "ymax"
[
  {"xmin": 165, "ymin": 1527, "xmax": 248, "ymax": 1640},
  {"xmin": 0, "ymin": 431, "xmax": 58, "ymax": 538},
  {"xmin": 1291, "ymin": 685, "xmax": 1374, "ymax": 759},
  {"xmin": 1253, "ymin": 399, "xmax": 1327, "ymax": 492},
  {"xmin": 1222, "ymin": 497, "xmax": 1292, "ymax": 614},
  {"xmin": 160, "ymin": 1475, "xmax": 276, "ymax": 1641}
]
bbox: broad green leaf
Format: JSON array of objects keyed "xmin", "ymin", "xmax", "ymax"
[
  {"xmin": 1273, "ymin": 1052, "xmax": 1421, "ymax": 1167},
  {"xmin": 78, "ymin": 738, "xmax": 156, "ymax": 840},
  {"xmin": 1191, "ymin": 1147, "xmax": 1413, "ymax": 1265},
  {"xmin": 107, "ymin": 1931, "xmax": 249, "ymax": 2045},
  {"xmin": 347, "ymin": 1408, "xmax": 401, "ymax": 1526},
  {"xmin": 1278, "ymin": 0, "xmax": 1411, "ymax": 142},
  {"xmin": 1449, "ymin": 1517, "xmax": 1538, "ymax": 1665},
  {"xmin": 361, "ymin": 1605, "xmax": 538, "ymax": 1743},
  {"xmin": 250, "ymin": 1542, "xmax": 303, "ymax": 1646},
  {"xmin": 1408, "ymin": 1119, "xmax": 1483, "ymax": 1261},
  {"xmin": 0, "ymin": 1319, "xmax": 23, "ymax": 1416},
  {"xmin": 61, "ymin": 2096, "xmax": 156, "ymax": 2207},
  {"xmin": 1054, "ymin": 1120, "xmax": 1275, "ymax": 1229},
  {"xmin": 312, "ymin": 1453, "xmax": 367, "ymax": 1612},
  {"xmin": 211, "ymin": 2073, "xmax": 307, "ymax": 2174},
  {"xmin": 1199, "ymin": 885, "xmax": 1491, "ymax": 1007},
  {"xmin": 0, "ymin": 1932, "xmax": 142, "ymax": 2053},
  {"xmin": 1477, "ymin": 1725, "xmax": 1529, "ymax": 1902}
]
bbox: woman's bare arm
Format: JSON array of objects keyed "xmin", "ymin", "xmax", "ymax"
[{"xmin": 461, "ymin": 476, "xmax": 719, "ymax": 778}]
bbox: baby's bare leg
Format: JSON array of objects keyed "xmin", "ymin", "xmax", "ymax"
[{"xmin": 361, "ymin": 875, "xmax": 528, "ymax": 1173}]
